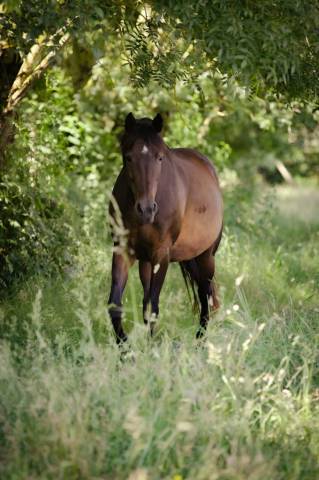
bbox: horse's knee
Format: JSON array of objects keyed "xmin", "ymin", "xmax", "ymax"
[{"xmin": 108, "ymin": 283, "xmax": 122, "ymax": 308}]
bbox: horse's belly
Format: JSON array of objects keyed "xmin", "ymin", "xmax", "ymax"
[{"xmin": 170, "ymin": 193, "xmax": 223, "ymax": 262}]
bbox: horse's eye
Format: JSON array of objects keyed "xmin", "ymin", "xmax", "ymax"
[
  {"xmin": 158, "ymin": 156, "xmax": 163, "ymax": 162},
  {"xmin": 125, "ymin": 155, "xmax": 132, "ymax": 163}
]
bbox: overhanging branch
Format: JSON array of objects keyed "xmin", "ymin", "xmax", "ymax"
[{"xmin": 3, "ymin": 19, "xmax": 75, "ymax": 115}]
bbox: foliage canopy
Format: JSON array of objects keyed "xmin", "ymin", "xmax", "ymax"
[{"xmin": 1, "ymin": 0, "xmax": 319, "ymax": 106}]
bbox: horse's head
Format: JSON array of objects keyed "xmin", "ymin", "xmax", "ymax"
[{"xmin": 121, "ymin": 112, "xmax": 165, "ymax": 224}]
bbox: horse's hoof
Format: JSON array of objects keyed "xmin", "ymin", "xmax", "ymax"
[
  {"xmin": 196, "ymin": 327, "xmax": 206, "ymax": 339},
  {"xmin": 116, "ymin": 333, "xmax": 128, "ymax": 345}
]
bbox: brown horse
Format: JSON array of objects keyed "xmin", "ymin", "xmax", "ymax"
[{"xmin": 108, "ymin": 113, "xmax": 223, "ymax": 343}]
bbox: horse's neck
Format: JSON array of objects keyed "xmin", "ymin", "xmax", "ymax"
[
  {"xmin": 160, "ymin": 150, "xmax": 178, "ymax": 189},
  {"xmin": 157, "ymin": 150, "xmax": 186, "ymax": 214}
]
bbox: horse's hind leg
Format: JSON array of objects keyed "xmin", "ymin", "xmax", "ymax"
[
  {"xmin": 149, "ymin": 260, "xmax": 169, "ymax": 335},
  {"xmin": 195, "ymin": 248, "xmax": 218, "ymax": 338}
]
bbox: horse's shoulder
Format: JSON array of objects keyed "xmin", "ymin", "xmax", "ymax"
[{"xmin": 112, "ymin": 167, "xmax": 128, "ymax": 192}]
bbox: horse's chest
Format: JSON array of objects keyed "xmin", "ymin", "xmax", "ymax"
[{"xmin": 128, "ymin": 223, "xmax": 176, "ymax": 263}]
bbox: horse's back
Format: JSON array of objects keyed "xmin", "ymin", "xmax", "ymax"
[
  {"xmin": 171, "ymin": 148, "xmax": 220, "ymax": 183},
  {"xmin": 169, "ymin": 148, "xmax": 223, "ymax": 261}
]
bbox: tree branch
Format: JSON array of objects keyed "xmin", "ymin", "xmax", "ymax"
[{"xmin": 3, "ymin": 20, "xmax": 74, "ymax": 115}]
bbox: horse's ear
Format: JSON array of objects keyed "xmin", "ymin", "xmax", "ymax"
[
  {"xmin": 152, "ymin": 113, "xmax": 163, "ymax": 133},
  {"xmin": 125, "ymin": 112, "xmax": 136, "ymax": 132}
]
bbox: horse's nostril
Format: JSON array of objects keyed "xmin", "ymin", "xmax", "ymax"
[
  {"xmin": 136, "ymin": 201, "xmax": 157, "ymax": 220},
  {"xmin": 136, "ymin": 202, "xmax": 143, "ymax": 215}
]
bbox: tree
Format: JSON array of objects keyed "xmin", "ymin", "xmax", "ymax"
[
  {"xmin": 1, "ymin": 0, "xmax": 318, "ymax": 175},
  {"xmin": 0, "ymin": 0, "xmax": 141, "ymax": 164},
  {"xmin": 139, "ymin": 1, "xmax": 319, "ymax": 99}
]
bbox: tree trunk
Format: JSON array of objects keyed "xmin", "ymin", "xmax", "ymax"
[{"xmin": 0, "ymin": 113, "xmax": 15, "ymax": 169}]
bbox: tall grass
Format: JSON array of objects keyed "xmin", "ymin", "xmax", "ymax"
[{"xmin": 0, "ymin": 184, "xmax": 318, "ymax": 479}]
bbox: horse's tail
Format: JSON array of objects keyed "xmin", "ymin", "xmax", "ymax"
[{"xmin": 179, "ymin": 260, "xmax": 200, "ymax": 313}]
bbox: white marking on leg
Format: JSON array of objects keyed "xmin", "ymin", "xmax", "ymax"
[
  {"xmin": 141, "ymin": 144, "xmax": 148, "ymax": 154},
  {"xmin": 208, "ymin": 295, "xmax": 214, "ymax": 307},
  {"xmin": 150, "ymin": 313, "xmax": 157, "ymax": 323},
  {"xmin": 144, "ymin": 310, "xmax": 150, "ymax": 323},
  {"xmin": 153, "ymin": 263, "xmax": 160, "ymax": 274}
]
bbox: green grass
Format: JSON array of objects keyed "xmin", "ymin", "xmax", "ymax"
[{"xmin": 0, "ymin": 184, "xmax": 319, "ymax": 479}]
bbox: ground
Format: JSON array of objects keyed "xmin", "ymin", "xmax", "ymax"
[{"xmin": 0, "ymin": 183, "xmax": 318, "ymax": 479}]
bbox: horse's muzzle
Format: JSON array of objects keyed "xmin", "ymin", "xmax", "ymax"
[{"xmin": 135, "ymin": 199, "xmax": 158, "ymax": 224}]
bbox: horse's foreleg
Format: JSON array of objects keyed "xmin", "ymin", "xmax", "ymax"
[
  {"xmin": 139, "ymin": 261, "xmax": 152, "ymax": 324},
  {"xmin": 108, "ymin": 252, "xmax": 133, "ymax": 344},
  {"xmin": 148, "ymin": 260, "xmax": 169, "ymax": 336}
]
